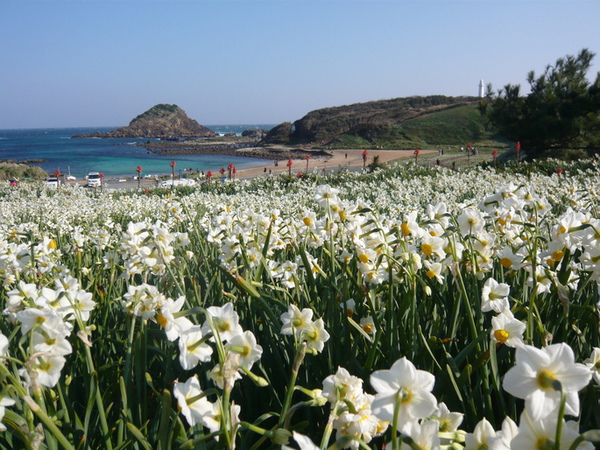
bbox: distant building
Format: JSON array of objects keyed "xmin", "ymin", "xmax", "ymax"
[{"xmin": 479, "ymin": 80, "xmax": 485, "ymax": 98}]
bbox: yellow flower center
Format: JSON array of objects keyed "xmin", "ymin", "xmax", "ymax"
[
  {"xmin": 216, "ymin": 319, "xmax": 230, "ymax": 333},
  {"xmin": 494, "ymin": 329, "xmax": 509, "ymax": 344},
  {"xmin": 401, "ymin": 223, "xmax": 410, "ymax": 236},
  {"xmin": 500, "ymin": 258, "xmax": 512, "ymax": 269},
  {"xmin": 399, "ymin": 387, "xmax": 413, "ymax": 404},
  {"xmin": 426, "ymin": 270, "xmax": 436, "ymax": 279},
  {"xmin": 536, "ymin": 436, "xmax": 554, "ymax": 450},
  {"xmin": 303, "ymin": 217, "xmax": 312, "ymax": 226},
  {"xmin": 338, "ymin": 210, "xmax": 347, "ymax": 221},
  {"xmin": 552, "ymin": 250, "xmax": 564, "ymax": 261},
  {"xmin": 49, "ymin": 239, "xmax": 57, "ymax": 249},
  {"xmin": 363, "ymin": 324, "xmax": 373, "ymax": 334},
  {"xmin": 358, "ymin": 253, "xmax": 369, "ymax": 264},
  {"xmin": 537, "ymin": 370, "xmax": 558, "ymax": 390},
  {"xmin": 421, "ymin": 243, "xmax": 434, "ymax": 256},
  {"xmin": 157, "ymin": 310, "xmax": 168, "ymax": 328}
]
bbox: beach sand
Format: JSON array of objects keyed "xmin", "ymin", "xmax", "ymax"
[{"xmin": 70, "ymin": 149, "xmax": 428, "ymax": 190}]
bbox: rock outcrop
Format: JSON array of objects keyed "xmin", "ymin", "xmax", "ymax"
[
  {"xmin": 241, "ymin": 129, "xmax": 268, "ymax": 139},
  {"xmin": 72, "ymin": 104, "xmax": 217, "ymax": 139},
  {"xmin": 262, "ymin": 96, "xmax": 480, "ymax": 145}
]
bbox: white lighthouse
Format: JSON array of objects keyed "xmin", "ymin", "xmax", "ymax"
[{"xmin": 478, "ymin": 79, "xmax": 485, "ymax": 98}]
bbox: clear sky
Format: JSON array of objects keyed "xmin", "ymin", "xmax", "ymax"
[{"xmin": 1, "ymin": 0, "xmax": 598, "ymax": 129}]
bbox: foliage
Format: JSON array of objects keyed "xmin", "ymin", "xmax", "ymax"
[
  {"xmin": 480, "ymin": 48, "xmax": 600, "ymax": 158},
  {"xmin": 0, "ymin": 163, "xmax": 48, "ymax": 180},
  {"xmin": 0, "ymin": 161, "xmax": 599, "ymax": 448}
]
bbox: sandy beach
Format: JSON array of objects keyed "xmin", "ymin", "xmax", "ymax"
[{"xmin": 71, "ymin": 148, "xmax": 429, "ymax": 190}]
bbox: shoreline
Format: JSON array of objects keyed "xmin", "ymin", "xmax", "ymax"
[{"xmin": 70, "ymin": 149, "xmax": 431, "ymax": 189}]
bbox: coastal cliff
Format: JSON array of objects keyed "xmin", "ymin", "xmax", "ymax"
[
  {"xmin": 72, "ymin": 104, "xmax": 217, "ymax": 139},
  {"xmin": 262, "ymin": 95, "xmax": 487, "ymax": 147}
]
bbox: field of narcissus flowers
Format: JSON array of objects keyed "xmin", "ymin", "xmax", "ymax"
[{"xmin": 0, "ymin": 159, "xmax": 599, "ymax": 449}]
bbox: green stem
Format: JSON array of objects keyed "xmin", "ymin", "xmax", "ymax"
[
  {"xmin": 277, "ymin": 342, "xmax": 307, "ymax": 429},
  {"xmin": 23, "ymin": 395, "xmax": 75, "ymax": 450},
  {"xmin": 554, "ymin": 385, "xmax": 567, "ymax": 450}
]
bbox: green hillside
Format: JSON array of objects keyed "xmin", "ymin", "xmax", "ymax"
[
  {"xmin": 332, "ymin": 104, "xmax": 501, "ymax": 149},
  {"xmin": 263, "ymin": 96, "xmax": 508, "ymax": 150}
]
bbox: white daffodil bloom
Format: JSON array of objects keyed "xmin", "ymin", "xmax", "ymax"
[
  {"xmin": 31, "ymin": 354, "xmax": 66, "ymax": 388},
  {"xmin": 511, "ymin": 410, "xmax": 594, "ymax": 450},
  {"xmin": 226, "ymin": 330, "xmax": 263, "ymax": 370},
  {"xmin": 301, "ymin": 318, "xmax": 330, "ymax": 353},
  {"xmin": 201, "ymin": 302, "xmax": 243, "ymax": 343},
  {"xmin": 583, "ymin": 347, "xmax": 600, "ymax": 384},
  {"xmin": 488, "ymin": 416, "xmax": 518, "ymax": 450},
  {"xmin": 481, "ymin": 277, "xmax": 511, "ymax": 313},
  {"xmin": 157, "ymin": 296, "xmax": 193, "ymax": 341},
  {"xmin": 370, "ymin": 357, "xmax": 437, "ymax": 429},
  {"xmin": 503, "ymin": 343, "xmax": 592, "ymax": 420},
  {"xmin": 490, "ymin": 310, "xmax": 526, "ymax": 348},
  {"xmin": 465, "ymin": 418, "xmax": 496, "ymax": 450},
  {"xmin": 178, "ymin": 326, "xmax": 214, "ymax": 370},
  {"xmin": 280, "ymin": 305, "xmax": 313, "ymax": 337},
  {"xmin": 0, "ymin": 397, "xmax": 16, "ymax": 432},
  {"xmin": 322, "ymin": 366, "xmax": 364, "ymax": 404},
  {"xmin": 173, "ymin": 375, "xmax": 214, "ymax": 428}
]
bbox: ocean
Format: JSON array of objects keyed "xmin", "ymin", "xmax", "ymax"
[{"xmin": 0, "ymin": 125, "xmax": 274, "ymax": 179}]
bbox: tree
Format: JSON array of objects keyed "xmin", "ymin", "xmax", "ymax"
[{"xmin": 480, "ymin": 49, "xmax": 600, "ymax": 158}]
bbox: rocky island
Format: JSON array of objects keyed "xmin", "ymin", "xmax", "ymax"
[{"xmin": 72, "ymin": 104, "xmax": 218, "ymax": 139}]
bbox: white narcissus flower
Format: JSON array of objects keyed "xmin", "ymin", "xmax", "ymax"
[
  {"xmin": 173, "ymin": 375, "xmax": 213, "ymax": 427},
  {"xmin": 201, "ymin": 302, "xmax": 243, "ymax": 343},
  {"xmin": 465, "ymin": 418, "xmax": 496, "ymax": 450},
  {"xmin": 490, "ymin": 310, "xmax": 526, "ymax": 348},
  {"xmin": 0, "ymin": 397, "xmax": 16, "ymax": 432},
  {"xmin": 282, "ymin": 431, "xmax": 319, "ymax": 450},
  {"xmin": 457, "ymin": 207, "xmax": 485, "ymax": 236},
  {"xmin": 502, "ymin": 343, "xmax": 592, "ymax": 420},
  {"xmin": 370, "ymin": 357, "xmax": 437, "ymax": 429},
  {"xmin": 488, "ymin": 416, "xmax": 518, "ymax": 450},
  {"xmin": 301, "ymin": 318, "xmax": 330, "ymax": 353},
  {"xmin": 322, "ymin": 366, "xmax": 363, "ymax": 403},
  {"xmin": 178, "ymin": 326, "xmax": 214, "ymax": 370},
  {"xmin": 511, "ymin": 410, "xmax": 594, "ymax": 450},
  {"xmin": 157, "ymin": 296, "xmax": 193, "ymax": 341},
  {"xmin": 402, "ymin": 420, "xmax": 440, "ymax": 450},
  {"xmin": 0, "ymin": 334, "xmax": 9, "ymax": 357},
  {"xmin": 226, "ymin": 330, "xmax": 263, "ymax": 370},
  {"xmin": 32, "ymin": 354, "xmax": 66, "ymax": 388},
  {"xmin": 583, "ymin": 347, "xmax": 600, "ymax": 384},
  {"xmin": 314, "ymin": 185, "xmax": 340, "ymax": 209},
  {"xmin": 359, "ymin": 316, "xmax": 376, "ymax": 335},
  {"xmin": 433, "ymin": 402, "xmax": 463, "ymax": 433},
  {"xmin": 481, "ymin": 278, "xmax": 510, "ymax": 313}
]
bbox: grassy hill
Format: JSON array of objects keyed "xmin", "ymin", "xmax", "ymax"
[
  {"xmin": 263, "ymin": 96, "xmax": 508, "ymax": 150},
  {"xmin": 332, "ymin": 104, "xmax": 504, "ymax": 149}
]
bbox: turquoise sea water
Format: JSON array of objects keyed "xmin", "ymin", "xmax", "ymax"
[{"xmin": 0, "ymin": 125, "xmax": 274, "ymax": 179}]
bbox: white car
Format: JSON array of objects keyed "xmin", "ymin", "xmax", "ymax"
[
  {"xmin": 86, "ymin": 172, "xmax": 102, "ymax": 187},
  {"xmin": 45, "ymin": 177, "xmax": 59, "ymax": 188}
]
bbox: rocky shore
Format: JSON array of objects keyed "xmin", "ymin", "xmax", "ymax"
[{"xmin": 137, "ymin": 139, "xmax": 332, "ymax": 161}]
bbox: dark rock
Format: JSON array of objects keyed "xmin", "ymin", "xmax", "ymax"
[
  {"xmin": 72, "ymin": 104, "xmax": 218, "ymax": 139},
  {"xmin": 260, "ymin": 122, "xmax": 293, "ymax": 145},
  {"xmin": 242, "ymin": 129, "xmax": 267, "ymax": 138}
]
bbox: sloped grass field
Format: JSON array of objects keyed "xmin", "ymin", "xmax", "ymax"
[{"xmin": 0, "ymin": 160, "xmax": 599, "ymax": 449}]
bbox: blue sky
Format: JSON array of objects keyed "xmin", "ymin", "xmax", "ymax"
[{"xmin": 1, "ymin": 0, "xmax": 598, "ymax": 128}]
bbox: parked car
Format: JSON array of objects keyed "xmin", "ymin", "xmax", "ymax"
[
  {"xmin": 86, "ymin": 172, "xmax": 102, "ymax": 187},
  {"xmin": 45, "ymin": 177, "xmax": 59, "ymax": 188}
]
